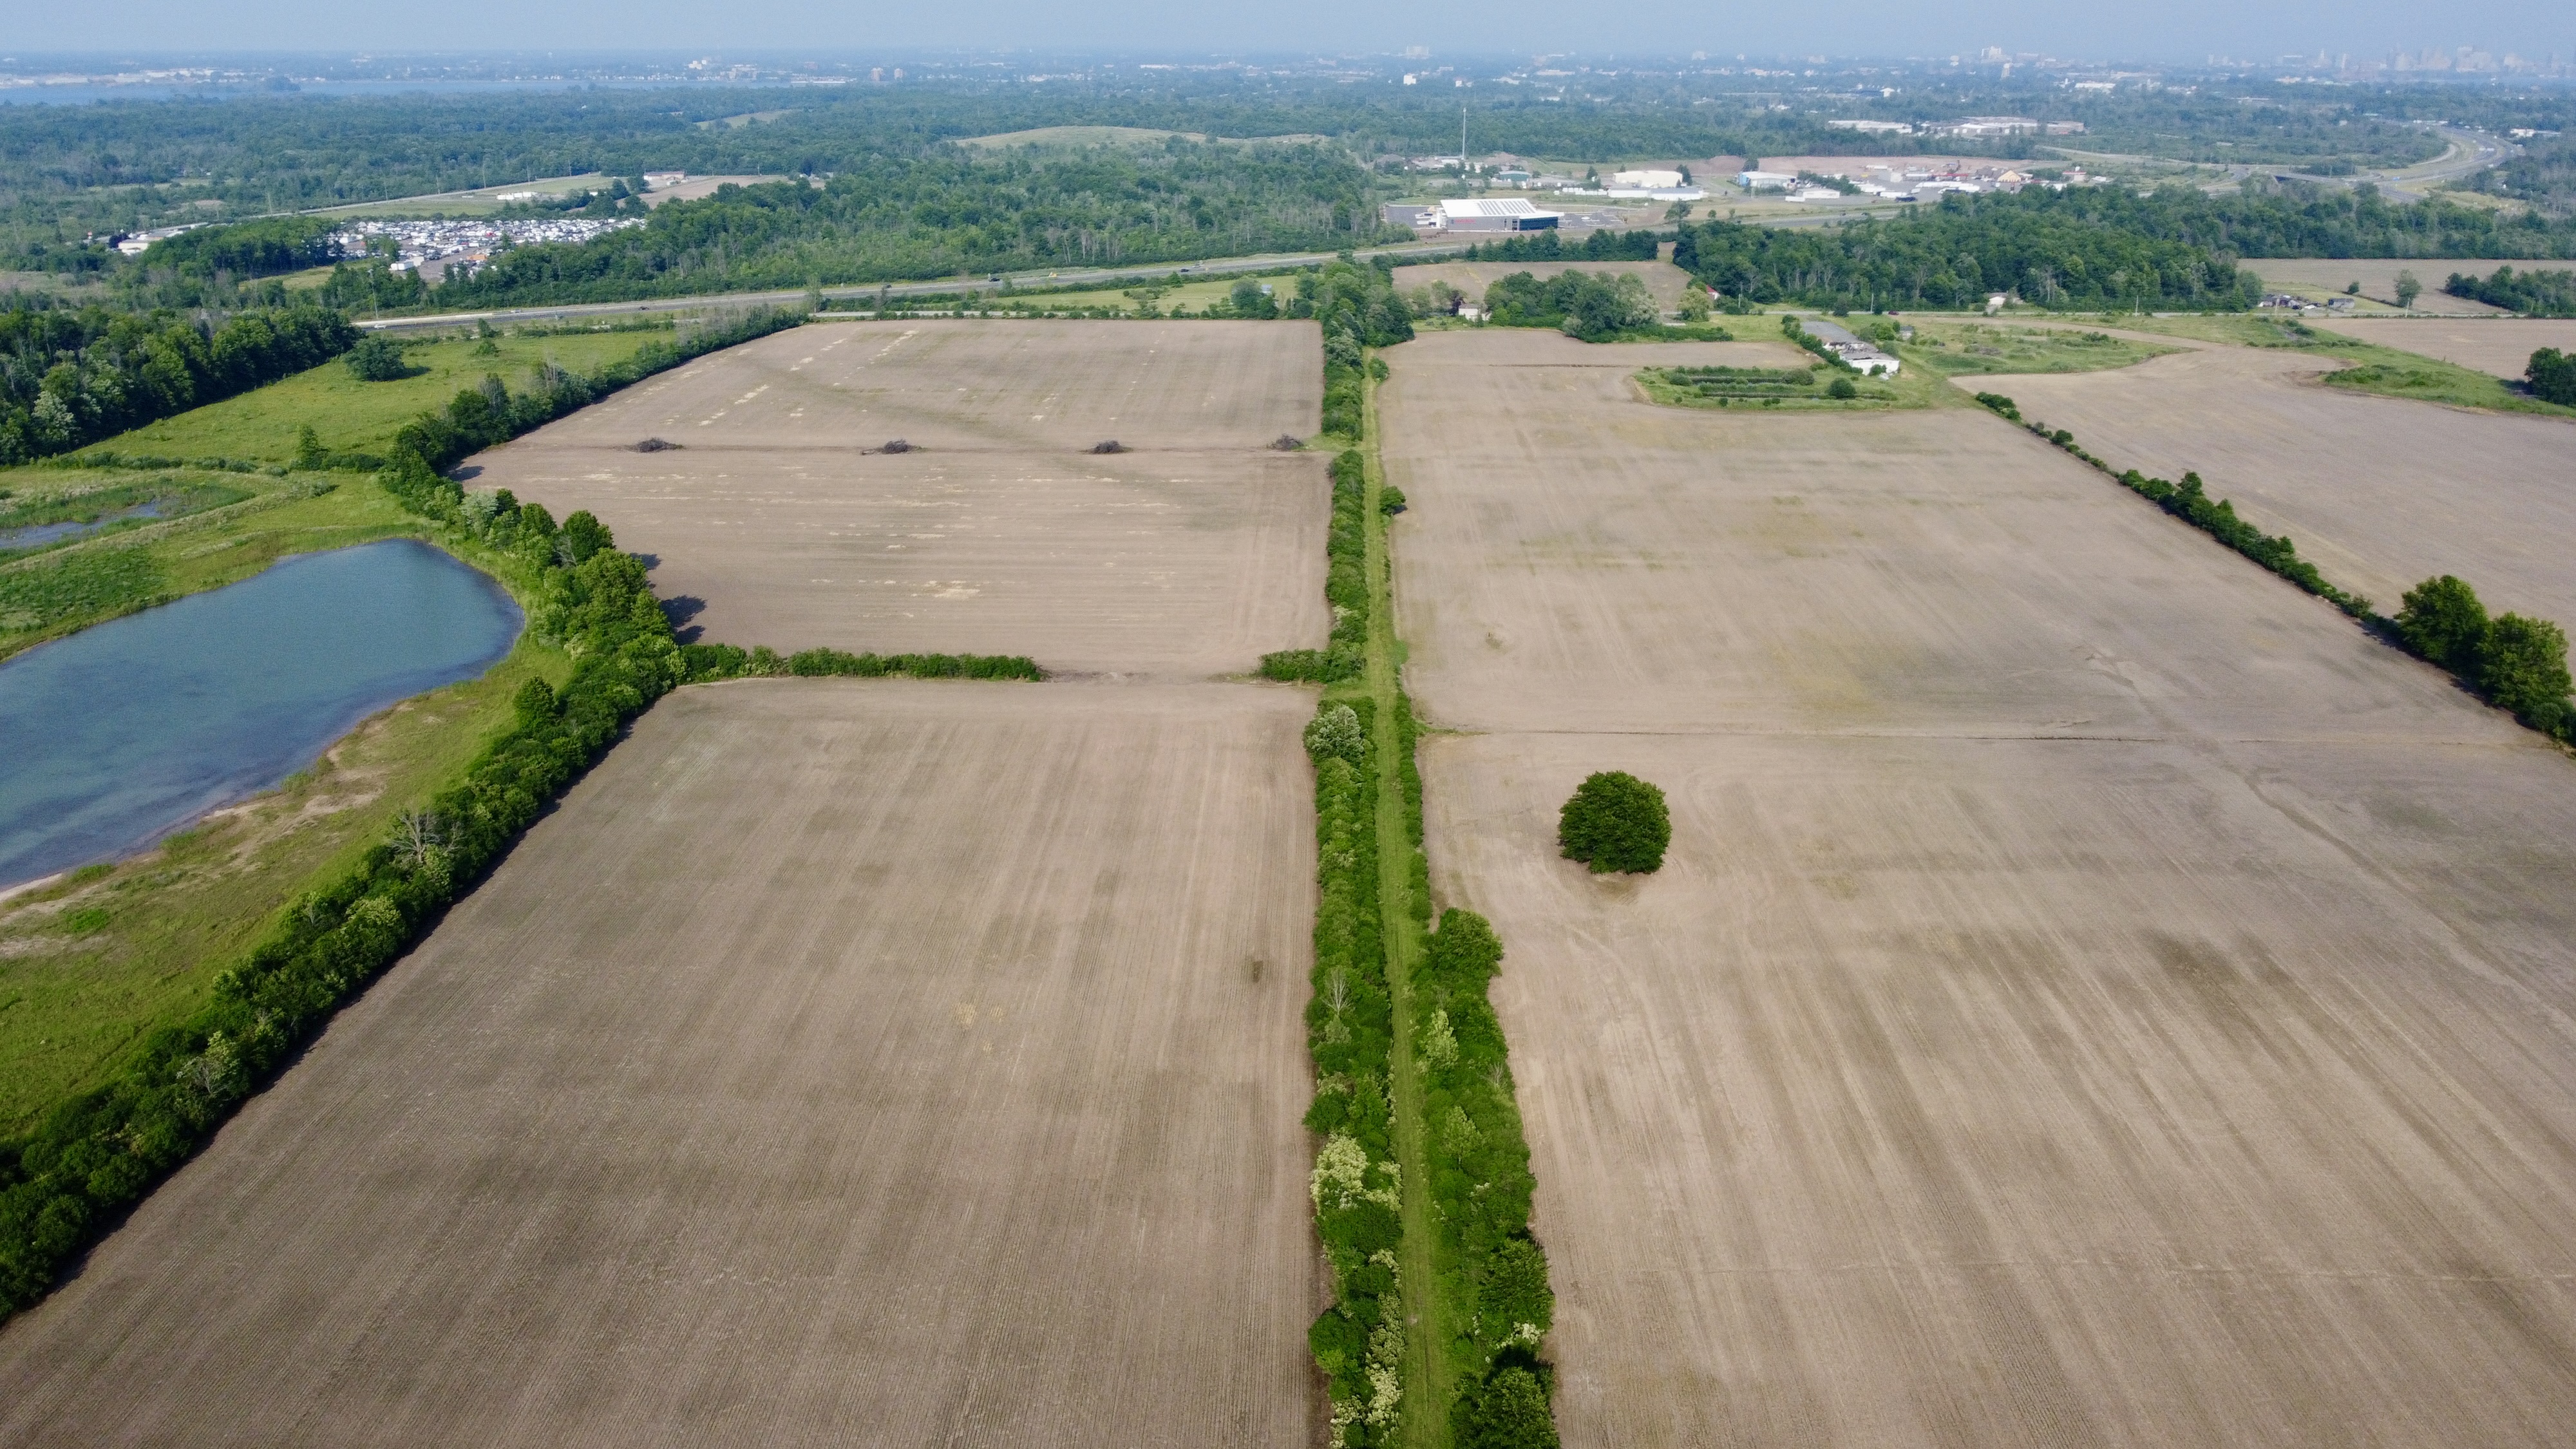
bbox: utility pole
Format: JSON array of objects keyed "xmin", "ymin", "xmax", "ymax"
[{"xmin": 1461, "ymin": 108, "xmax": 1469, "ymax": 175}]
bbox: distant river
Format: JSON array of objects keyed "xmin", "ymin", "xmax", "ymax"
[{"xmin": 0, "ymin": 540, "xmax": 521, "ymax": 888}]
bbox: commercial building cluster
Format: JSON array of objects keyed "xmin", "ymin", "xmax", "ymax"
[{"xmin": 330, "ymin": 218, "xmax": 643, "ymax": 280}]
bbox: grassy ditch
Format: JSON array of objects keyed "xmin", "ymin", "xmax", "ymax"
[{"xmin": 1291, "ymin": 332, "xmax": 1560, "ymax": 1446}]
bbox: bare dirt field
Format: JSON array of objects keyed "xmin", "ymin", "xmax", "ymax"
[
  {"xmin": 1394, "ymin": 259, "xmax": 1698, "ymax": 311},
  {"xmin": 0, "ymin": 680, "xmax": 1322, "ymax": 1447},
  {"xmin": 1382, "ymin": 328, "xmax": 2576, "ymax": 1446},
  {"xmin": 2307, "ymin": 316, "xmax": 2576, "ymax": 378},
  {"xmin": 471, "ymin": 319, "xmax": 1327, "ymax": 675},
  {"xmin": 2243, "ymin": 259, "xmax": 2538, "ymax": 315},
  {"xmin": 2005, "ymin": 346, "xmax": 2576, "ymax": 626}
]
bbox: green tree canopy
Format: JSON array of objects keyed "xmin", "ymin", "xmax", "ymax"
[{"xmin": 1557, "ymin": 770, "xmax": 1671, "ymax": 875}]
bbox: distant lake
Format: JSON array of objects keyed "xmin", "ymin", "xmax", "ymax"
[{"xmin": 0, "ymin": 540, "xmax": 521, "ymax": 888}]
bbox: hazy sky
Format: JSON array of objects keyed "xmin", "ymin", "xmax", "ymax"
[{"xmin": 12, "ymin": 1, "xmax": 2575, "ymax": 66}]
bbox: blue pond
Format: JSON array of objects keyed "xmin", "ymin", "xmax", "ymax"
[{"xmin": 0, "ymin": 540, "xmax": 522, "ymax": 888}]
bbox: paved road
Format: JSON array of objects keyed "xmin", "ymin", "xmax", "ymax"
[{"xmin": 354, "ymin": 241, "xmax": 1482, "ymax": 331}]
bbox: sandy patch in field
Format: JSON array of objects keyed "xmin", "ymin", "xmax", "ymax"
[
  {"xmin": 471, "ymin": 320, "xmax": 1327, "ymax": 676},
  {"xmin": 2307, "ymin": 316, "xmax": 2576, "ymax": 379},
  {"xmin": 0, "ymin": 681, "xmax": 1323, "ymax": 1447},
  {"xmin": 2005, "ymin": 346, "xmax": 2576, "ymax": 625},
  {"xmin": 1383, "ymin": 326, "xmax": 2576, "ymax": 1447}
]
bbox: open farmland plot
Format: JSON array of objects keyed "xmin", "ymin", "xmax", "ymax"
[
  {"xmin": 469, "ymin": 319, "xmax": 1327, "ymax": 675},
  {"xmin": 1381, "ymin": 328, "xmax": 2576, "ymax": 1446},
  {"xmin": 2307, "ymin": 316, "xmax": 2576, "ymax": 379},
  {"xmin": 2244, "ymin": 259, "xmax": 2526, "ymax": 315},
  {"xmin": 2005, "ymin": 346, "xmax": 2576, "ymax": 626},
  {"xmin": 0, "ymin": 681, "xmax": 1321, "ymax": 1446}
]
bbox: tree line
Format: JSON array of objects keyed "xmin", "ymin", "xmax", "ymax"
[
  {"xmin": 1991, "ymin": 398, "xmax": 2572, "ymax": 742},
  {"xmin": 0, "ymin": 305, "xmax": 355, "ymax": 464},
  {"xmin": 2444, "ymin": 264, "xmax": 2576, "ymax": 317}
]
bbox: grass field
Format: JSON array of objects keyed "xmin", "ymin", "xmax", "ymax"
[
  {"xmin": 1896, "ymin": 319, "xmax": 2183, "ymax": 375},
  {"xmin": 93, "ymin": 327, "xmax": 674, "ymax": 464},
  {"xmin": 1381, "ymin": 327, "xmax": 2576, "ymax": 1445},
  {"xmin": 2101, "ymin": 312, "xmax": 2576, "ymax": 418},
  {"xmin": 469, "ymin": 319, "xmax": 1329, "ymax": 676},
  {"xmin": 0, "ymin": 680, "xmax": 1323, "ymax": 1446},
  {"xmin": 2003, "ymin": 345, "xmax": 2576, "ymax": 627}
]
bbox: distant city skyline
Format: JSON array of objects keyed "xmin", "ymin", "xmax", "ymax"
[{"xmin": 3, "ymin": 0, "xmax": 2572, "ymax": 73}]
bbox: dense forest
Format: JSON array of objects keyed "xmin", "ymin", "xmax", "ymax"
[
  {"xmin": 11, "ymin": 69, "xmax": 2567, "ymax": 274},
  {"xmin": 0, "ymin": 305, "xmax": 354, "ymax": 463},
  {"xmin": 433, "ymin": 141, "xmax": 1394, "ymax": 304}
]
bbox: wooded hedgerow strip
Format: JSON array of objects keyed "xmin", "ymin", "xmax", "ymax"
[{"xmin": 1294, "ymin": 266, "xmax": 1562, "ymax": 1446}]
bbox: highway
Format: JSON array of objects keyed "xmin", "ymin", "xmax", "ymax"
[{"xmin": 351, "ymin": 203, "xmax": 1920, "ymax": 332}]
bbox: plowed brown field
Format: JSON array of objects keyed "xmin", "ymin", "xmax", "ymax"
[
  {"xmin": 2006, "ymin": 346, "xmax": 2576, "ymax": 625},
  {"xmin": 2308, "ymin": 316, "xmax": 2576, "ymax": 379},
  {"xmin": 0, "ymin": 681, "xmax": 1323, "ymax": 1446},
  {"xmin": 1385, "ymin": 328, "xmax": 2576, "ymax": 1446},
  {"xmin": 469, "ymin": 319, "xmax": 1328, "ymax": 676}
]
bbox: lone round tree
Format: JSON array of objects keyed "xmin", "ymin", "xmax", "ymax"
[{"xmin": 1557, "ymin": 771, "xmax": 1671, "ymax": 874}]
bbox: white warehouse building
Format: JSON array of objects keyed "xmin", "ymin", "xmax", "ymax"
[{"xmin": 1437, "ymin": 198, "xmax": 1563, "ymax": 232}]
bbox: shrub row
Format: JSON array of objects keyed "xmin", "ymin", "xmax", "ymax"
[
  {"xmin": 1298, "ymin": 698, "xmax": 1406, "ymax": 1446},
  {"xmin": 2005, "ymin": 404, "xmax": 2372, "ymax": 618},
  {"xmin": 378, "ymin": 306, "xmax": 806, "ymax": 484},
  {"xmin": 2531, "ymin": 347, "xmax": 2576, "ymax": 406},
  {"xmin": 2394, "ymin": 575, "xmax": 2575, "ymax": 740},
  {"xmin": 1417, "ymin": 909, "xmax": 1557, "ymax": 1446},
  {"xmin": 1991, "ymin": 401, "xmax": 2574, "ymax": 742},
  {"xmin": 677, "ymin": 642, "xmax": 1043, "ymax": 682},
  {"xmin": 1262, "ymin": 449, "xmax": 1371, "ymax": 684},
  {"xmin": 0, "ymin": 509, "xmax": 686, "ymax": 1319}
]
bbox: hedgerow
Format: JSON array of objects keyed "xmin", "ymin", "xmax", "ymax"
[
  {"xmin": 1300, "ymin": 696, "xmax": 1405, "ymax": 1446},
  {"xmin": 2007, "ymin": 413, "xmax": 2574, "ymax": 744},
  {"xmin": 1261, "ymin": 448, "xmax": 1370, "ymax": 684},
  {"xmin": 678, "ymin": 643, "xmax": 1043, "ymax": 682},
  {"xmin": 2018, "ymin": 415, "xmax": 2371, "ymax": 619}
]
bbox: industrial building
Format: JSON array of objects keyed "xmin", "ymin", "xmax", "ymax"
[{"xmin": 1435, "ymin": 198, "xmax": 1562, "ymax": 232}]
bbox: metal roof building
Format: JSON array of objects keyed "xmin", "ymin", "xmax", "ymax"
[{"xmin": 1437, "ymin": 198, "xmax": 1563, "ymax": 232}]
